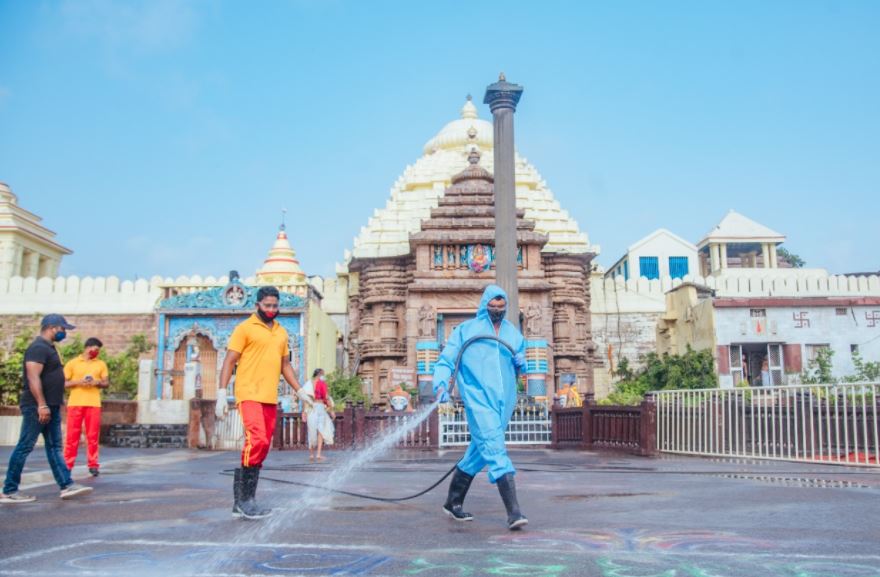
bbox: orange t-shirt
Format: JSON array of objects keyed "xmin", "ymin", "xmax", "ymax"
[
  {"xmin": 64, "ymin": 356, "xmax": 109, "ymax": 408},
  {"xmin": 227, "ymin": 314, "xmax": 290, "ymax": 404}
]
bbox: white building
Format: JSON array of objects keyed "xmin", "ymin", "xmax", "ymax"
[
  {"xmin": 696, "ymin": 209, "xmax": 827, "ymax": 278},
  {"xmin": 0, "ymin": 182, "xmax": 71, "ymax": 279},
  {"xmin": 606, "ymin": 228, "xmax": 698, "ymax": 281}
]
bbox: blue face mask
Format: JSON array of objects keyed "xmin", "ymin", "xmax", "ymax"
[{"xmin": 53, "ymin": 330, "xmax": 67, "ymax": 342}]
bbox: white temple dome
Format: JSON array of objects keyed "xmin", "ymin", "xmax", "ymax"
[
  {"xmin": 423, "ymin": 96, "xmax": 493, "ymax": 154},
  {"xmin": 348, "ymin": 97, "xmax": 596, "ymax": 262}
]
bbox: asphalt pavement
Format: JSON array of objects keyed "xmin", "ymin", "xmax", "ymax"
[{"xmin": 1, "ymin": 446, "xmax": 878, "ymax": 577}]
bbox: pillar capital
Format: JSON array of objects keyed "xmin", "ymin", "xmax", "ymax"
[{"xmin": 483, "ymin": 73, "xmax": 524, "ymax": 113}]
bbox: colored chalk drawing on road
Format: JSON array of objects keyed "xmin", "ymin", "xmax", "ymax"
[
  {"xmin": 490, "ymin": 528, "xmax": 773, "ymax": 553},
  {"xmin": 596, "ymin": 557, "xmax": 880, "ymax": 577},
  {"xmin": 4, "ymin": 539, "xmax": 880, "ymax": 577},
  {"xmin": 404, "ymin": 557, "xmax": 567, "ymax": 576}
]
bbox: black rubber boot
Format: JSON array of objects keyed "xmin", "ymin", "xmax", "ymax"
[
  {"xmin": 232, "ymin": 468, "xmax": 243, "ymax": 518},
  {"xmin": 496, "ymin": 473, "xmax": 528, "ymax": 530},
  {"xmin": 442, "ymin": 467, "xmax": 475, "ymax": 521},
  {"xmin": 237, "ymin": 466, "xmax": 272, "ymax": 520}
]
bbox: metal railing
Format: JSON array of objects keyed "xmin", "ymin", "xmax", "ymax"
[
  {"xmin": 213, "ymin": 405, "xmax": 436, "ymax": 451},
  {"xmin": 654, "ymin": 383, "xmax": 880, "ymax": 467},
  {"xmin": 438, "ymin": 400, "xmax": 551, "ymax": 447}
]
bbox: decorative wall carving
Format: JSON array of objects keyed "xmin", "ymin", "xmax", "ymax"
[
  {"xmin": 418, "ymin": 304, "xmax": 436, "ymax": 338},
  {"xmin": 524, "ymin": 304, "xmax": 543, "ymax": 337}
]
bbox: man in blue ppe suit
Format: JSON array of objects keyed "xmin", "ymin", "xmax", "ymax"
[{"xmin": 433, "ymin": 284, "xmax": 528, "ymax": 530}]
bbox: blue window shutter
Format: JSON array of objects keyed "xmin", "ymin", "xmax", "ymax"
[
  {"xmin": 669, "ymin": 256, "xmax": 689, "ymax": 279},
  {"xmin": 624, "ymin": 260, "xmax": 630, "ymax": 280},
  {"xmin": 639, "ymin": 256, "xmax": 659, "ymax": 280}
]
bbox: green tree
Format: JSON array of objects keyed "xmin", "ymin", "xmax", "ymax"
[
  {"xmin": 777, "ymin": 247, "xmax": 805, "ymax": 268},
  {"xmin": 801, "ymin": 347, "xmax": 835, "ymax": 384},
  {"xmin": 842, "ymin": 350, "xmax": 880, "ymax": 383},
  {"xmin": 600, "ymin": 347, "xmax": 718, "ymax": 405}
]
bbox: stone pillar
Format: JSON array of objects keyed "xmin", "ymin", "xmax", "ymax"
[
  {"xmin": 138, "ymin": 359, "xmax": 155, "ymax": 401},
  {"xmin": 484, "ymin": 74, "xmax": 523, "ymax": 330},
  {"xmin": 710, "ymin": 244, "xmax": 720, "ymax": 272},
  {"xmin": 0, "ymin": 241, "xmax": 16, "ymax": 279},
  {"xmin": 769, "ymin": 244, "xmax": 778, "ymax": 268},
  {"xmin": 23, "ymin": 250, "xmax": 40, "ymax": 278},
  {"xmin": 183, "ymin": 361, "xmax": 198, "ymax": 399},
  {"xmin": 719, "ymin": 243, "xmax": 728, "ymax": 270},
  {"xmin": 12, "ymin": 245, "xmax": 23, "ymax": 277},
  {"xmin": 762, "ymin": 243, "xmax": 771, "ymax": 268}
]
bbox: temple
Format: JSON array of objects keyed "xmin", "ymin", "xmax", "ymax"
[{"xmin": 334, "ymin": 98, "xmax": 599, "ymax": 404}]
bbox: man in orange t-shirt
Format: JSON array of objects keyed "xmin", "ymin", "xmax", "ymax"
[
  {"xmin": 217, "ymin": 286, "xmax": 302, "ymax": 520},
  {"xmin": 63, "ymin": 337, "xmax": 109, "ymax": 476}
]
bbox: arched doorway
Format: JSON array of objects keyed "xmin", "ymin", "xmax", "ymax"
[{"xmin": 171, "ymin": 334, "xmax": 219, "ymax": 400}]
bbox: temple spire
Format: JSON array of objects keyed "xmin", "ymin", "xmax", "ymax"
[{"xmin": 255, "ymin": 223, "xmax": 306, "ymax": 286}]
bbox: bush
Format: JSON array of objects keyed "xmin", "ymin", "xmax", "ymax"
[
  {"xmin": 801, "ymin": 347, "xmax": 835, "ymax": 384},
  {"xmin": 0, "ymin": 329, "xmax": 152, "ymax": 403},
  {"xmin": 326, "ymin": 370, "xmax": 367, "ymax": 406},
  {"xmin": 600, "ymin": 347, "xmax": 718, "ymax": 406},
  {"xmin": 0, "ymin": 332, "xmax": 33, "ymax": 405},
  {"xmin": 842, "ymin": 351, "xmax": 880, "ymax": 383},
  {"xmin": 104, "ymin": 335, "xmax": 152, "ymax": 399}
]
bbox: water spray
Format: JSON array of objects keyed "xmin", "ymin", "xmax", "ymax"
[{"xmin": 225, "ymin": 334, "xmax": 517, "ymax": 504}]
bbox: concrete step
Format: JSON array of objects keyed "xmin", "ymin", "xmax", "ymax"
[{"xmin": 106, "ymin": 424, "xmax": 188, "ymax": 448}]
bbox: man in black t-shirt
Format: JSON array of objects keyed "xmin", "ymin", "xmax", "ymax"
[{"xmin": 1, "ymin": 314, "xmax": 94, "ymax": 503}]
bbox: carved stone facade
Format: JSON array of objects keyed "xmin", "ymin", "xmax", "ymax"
[{"xmin": 348, "ymin": 152, "xmax": 597, "ymax": 405}]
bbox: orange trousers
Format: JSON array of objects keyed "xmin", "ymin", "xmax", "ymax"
[
  {"xmin": 239, "ymin": 401, "xmax": 277, "ymax": 468},
  {"xmin": 64, "ymin": 406, "xmax": 101, "ymax": 471}
]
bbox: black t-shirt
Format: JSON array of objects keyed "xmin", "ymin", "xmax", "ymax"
[{"xmin": 20, "ymin": 337, "xmax": 65, "ymax": 407}]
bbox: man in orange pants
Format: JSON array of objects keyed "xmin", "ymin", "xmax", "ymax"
[
  {"xmin": 217, "ymin": 286, "xmax": 302, "ymax": 520},
  {"xmin": 64, "ymin": 337, "xmax": 109, "ymax": 476}
]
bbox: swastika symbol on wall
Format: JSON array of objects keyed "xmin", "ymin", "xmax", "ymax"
[{"xmin": 793, "ymin": 311, "xmax": 810, "ymax": 329}]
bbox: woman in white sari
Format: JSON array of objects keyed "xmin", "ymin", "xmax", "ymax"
[{"xmin": 299, "ymin": 369, "xmax": 335, "ymax": 462}]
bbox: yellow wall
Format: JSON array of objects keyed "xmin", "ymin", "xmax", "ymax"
[
  {"xmin": 656, "ymin": 284, "xmax": 717, "ymax": 356},
  {"xmin": 307, "ymin": 301, "xmax": 339, "ymax": 377}
]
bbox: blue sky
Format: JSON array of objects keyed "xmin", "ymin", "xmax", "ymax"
[{"xmin": 1, "ymin": 0, "xmax": 878, "ymax": 279}]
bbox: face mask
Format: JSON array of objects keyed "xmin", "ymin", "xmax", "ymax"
[
  {"xmin": 488, "ymin": 308, "xmax": 506, "ymax": 324},
  {"xmin": 53, "ymin": 330, "xmax": 67, "ymax": 342},
  {"xmin": 257, "ymin": 308, "xmax": 278, "ymax": 322},
  {"xmin": 87, "ymin": 350, "xmax": 99, "ymax": 359}
]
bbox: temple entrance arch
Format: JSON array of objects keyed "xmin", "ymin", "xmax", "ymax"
[{"xmin": 171, "ymin": 333, "xmax": 218, "ymax": 400}]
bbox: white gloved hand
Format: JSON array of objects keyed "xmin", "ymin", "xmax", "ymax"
[
  {"xmin": 296, "ymin": 388, "xmax": 311, "ymax": 402},
  {"xmin": 215, "ymin": 394, "xmax": 229, "ymax": 420}
]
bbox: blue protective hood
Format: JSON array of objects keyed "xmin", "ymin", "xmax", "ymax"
[
  {"xmin": 476, "ymin": 284, "xmax": 508, "ymax": 322},
  {"xmin": 432, "ymin": 282, "xmax": 526, "ymax": 482}
]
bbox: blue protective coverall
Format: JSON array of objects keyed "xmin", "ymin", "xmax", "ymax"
[{"xmin": 432, "ymin": 285, "xmax": 526, "ymax": 482}]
